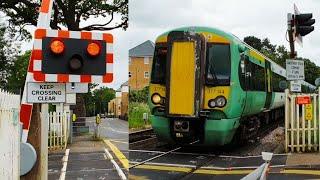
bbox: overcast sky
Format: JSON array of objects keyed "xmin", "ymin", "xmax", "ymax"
[
  {"xmin": 127, "ymin": 0, "xmax": 320, "ymax": 65},
  {"xmin": 21, "ymin": 0, "xmax": 320, "ymax": 89}
]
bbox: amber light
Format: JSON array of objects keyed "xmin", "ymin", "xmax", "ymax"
[
  {"xmin": 87, "ymin": 42, "xmax": 101, "ymax": 56},
  {"xmin": 50, "ymin": 40, "xmax": 65, "ymax": 54}
]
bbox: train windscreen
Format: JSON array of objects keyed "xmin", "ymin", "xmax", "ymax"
[
  {"xmin": 151, "ymin": 46, "xmax": 167, "ymax": 84},
  {"xmin": 205, "ymin": 43, "xmax": 231, "ymax": 86}
]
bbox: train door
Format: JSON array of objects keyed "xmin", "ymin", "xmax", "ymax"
[
  {"xmin": 165, "ymin": 31, "xmax": 206, "ymax": 117},
  {"xmin": 242, "ymin": 55, "xmax": 254, "ymax": 115},
  {"xmin": 264, "ymin": 61, "xmax": 272, "ymax": 109}
]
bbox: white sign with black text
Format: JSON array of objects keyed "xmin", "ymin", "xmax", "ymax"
[
  {"xmin": 27, "ymin": 83, "xmax": 66, "ymax": 103},
  {"xmin": 290, "ymin": 81, "xmax": 302, "ymax": 92},
  {"xmin": 286, "ymin": 59, "xmax": 305, "ymax": 80}
]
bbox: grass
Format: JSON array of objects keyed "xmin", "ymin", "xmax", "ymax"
[{"xmin": 129, "ymin": 102, "xmax": 151, "ymax": 130}]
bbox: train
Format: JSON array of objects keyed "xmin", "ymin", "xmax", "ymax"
[{"xmin": 148, "ymin": 26, "xmax": 316, "ymax": 146}]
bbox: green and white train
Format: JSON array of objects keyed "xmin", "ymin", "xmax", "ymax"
[{"xmin": 148, "ymin": 26, "xmax": 315, "ymax": 146}]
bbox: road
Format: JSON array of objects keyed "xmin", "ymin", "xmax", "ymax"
[
  {"xmin": 129, "ymin": 146, "xmax": 320, "ymax": 179},
  {"xmin": 48, "ymin": 117, "xmax": 129, "ymax": 180}
]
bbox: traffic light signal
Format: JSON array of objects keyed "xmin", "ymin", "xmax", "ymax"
[
  {"xmin": 29, "ymin": 29, "xmax": 114, "ymax": 83},
  {"xmin": 42, "ymin": 37, "xmax": 106, "ymax": 75},
  {"xmin": 295, "ymin": 13, "xmax": 315, "ymax": 36}
]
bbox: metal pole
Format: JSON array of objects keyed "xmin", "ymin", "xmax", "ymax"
[{"xmin": 288, "ymin": 13, "xmax": 296, "ymax": 59}]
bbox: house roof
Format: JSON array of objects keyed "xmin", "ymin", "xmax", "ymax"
[
  {"xmin": 121, "ymin": 81, "xmax": 128, "ymax": 87},
  {"xmin": 129, "ymin": 40, "xmax": 155, "ymax": 57}
]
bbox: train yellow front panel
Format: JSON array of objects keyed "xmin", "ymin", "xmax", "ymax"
[{"xmin": 169, "ymin": 41, "xmax": 195, "ymax": 116}]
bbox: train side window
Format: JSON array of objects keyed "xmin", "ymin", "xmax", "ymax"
[
  {"xmin": 250, "ymin": 61, "xmax": 265, "ymax": 91},
  {"xmin": 238, "ymin": 53, "xmax": 249, "ymax": 90},
  {"xmin": 272, "ymin": 72, "xmax": 286, "ymax": 92}
]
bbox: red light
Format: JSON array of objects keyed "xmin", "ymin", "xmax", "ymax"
[
  {"xmin": 50, "ymin": 40, "xmax": 65, "ymax": 54},
  {"xmin": 87, "ymin": 42, "xmax": 100, "ymax": 56}
]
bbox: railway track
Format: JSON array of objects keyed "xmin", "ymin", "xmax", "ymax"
[
  {"xmin": 129, "ymin": 119, "xmax": 284, "ymax": 173},
  {"xmin": 129, "ymin": 128, "xmax": 159, "ymax": 149}
]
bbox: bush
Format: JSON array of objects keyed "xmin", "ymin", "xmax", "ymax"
[
  {"xmin": 129, "ymin": 86, "xmax": 149, "ymax": 103},
  {"xmin": 129, "ymin": 102, "xmax": 151, "ymax": 129}
]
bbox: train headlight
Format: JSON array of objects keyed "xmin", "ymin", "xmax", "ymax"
[
  {"xmin": 215, "ymin": 96, "xmax": 227, "ymax": 108},
  {"xmin": 208, "ymin": 99, "xmax": 216, "ymax": 108},
  {"xmin": 208, "ymin": 96, "xmax": 227, "ymax": 108},
  {"xmin": 151, "ymin": 93, "xmax": 162, "ymax": 104}
]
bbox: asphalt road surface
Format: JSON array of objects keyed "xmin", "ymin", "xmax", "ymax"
[{"xmin": 48, "ymin": 117, "xmax": 129, "ymax": 180}]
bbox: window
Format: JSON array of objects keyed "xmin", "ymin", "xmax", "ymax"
[
  {"xmin": 144, "ymin": 71, "xmax": 149, "ymax": 78},
  {"xmin": 144, "ymin": 57, "xmax": 149, "ymax": 64},
  {"xmin": 272, "ymin": 72, "xmax": 286, "ymax": 92},
  {"xmin": 205, "ymin": 43, "xmax": 231, "ymax": 86},
  {"xmin": 129, "ymin": 72, "xmax": 131, "ymax": 78},
  {"xmin": 250, "ymin": 62, "xmax": 265, "ymax": 91},
  {"xmin": 151, "ymin": 46, "xmax": 167, "ymax": 84}
]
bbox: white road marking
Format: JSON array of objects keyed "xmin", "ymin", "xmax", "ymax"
[
  {"xmin": 104, "ymin": 148, "xmax": 127, "ymax": 180},
  {"xmin": 59, "ymin": 148, "xmax": 70, "ymax": 180}
]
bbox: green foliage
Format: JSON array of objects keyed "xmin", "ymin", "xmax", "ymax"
[
  {"xmin": 244, "ymin": 36, "xmax": 319, "ymax": 85},
  {"xmin": 129, "ymin": 86, "xmax": 149, "ymax": 103},
  {"xmin": 129, "ymin": 102, "xmax": 151, "ymax": 129},
  {"xmin": 0, "ymin": 0, "xmax": 128, "ymax": 39},
  {"xmin": 0, "ymin": 23, "xmax": 20, "ymax": 89},
  {"xmin": 5, "ymin": 51, "xmax": 30, "ymax": 93},
  {"xmin": 83, "ymin": 86, "xmax": 115, "ymax": 116}
]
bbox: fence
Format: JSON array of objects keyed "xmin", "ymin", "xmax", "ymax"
[
  {"xmin": 0, "ymin": 89, "xmax": 21, "ymax": 179},
  {"xmin": 285, "ymin": 89, "xmax": 320, "ymax": 152},
  {"xmin": 48, "ymin": 111, "xmax": 70, "ymax": 150}
]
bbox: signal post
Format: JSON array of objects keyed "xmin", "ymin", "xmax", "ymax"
[{"xmin": 19, "ymin": 0, "xmax": 114, "ymax": 178}]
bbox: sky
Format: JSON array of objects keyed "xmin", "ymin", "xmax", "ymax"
[
  {"xmin": 127, "ymin": 0, "xmax": 320, "ymax": 64},
  {"xmin": 21, "ymin": 0, "xmax": 320, "ymax": 89}
]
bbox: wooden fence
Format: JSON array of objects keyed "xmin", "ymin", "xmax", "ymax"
[
  {"xmin": 47, "ymin": 111, "xmax": 70, "ymax": 150},
  {"xmin": 0, "ymin": 89, "xmax": 21, "ymax": 179},
  {"xmin": 285, "ymin": 89, "xmax": 320, "ymax": 152}
]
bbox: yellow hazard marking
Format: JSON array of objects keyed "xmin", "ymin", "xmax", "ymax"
[
  {"xmin": 281, "ymin": 169, "xmax": 320, "ymax": 176},
  {"xmin": 135, "ymin": 164, "xmax": 253, "ymax": 175},
  {"xmin": 103, "ymin": 139, "xmax": 129, "ymax": 170},
  {"xmin": 133, "ymin": 164, "xmax": 320, "ymax": 176},
  {"xmin": 305, "ymin": 104, "xmax": 313, "ymax": 120},
  {"xmin": 110, "ymin": 139, "xmax": 128, "ymax": 144}
]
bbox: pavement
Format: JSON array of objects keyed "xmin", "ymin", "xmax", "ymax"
[{"xmin": 48, "ymin": 117, "xmax": 129, "ymax": 180}]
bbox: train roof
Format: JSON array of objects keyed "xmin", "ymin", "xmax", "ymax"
[{"xmin": 156, "ymin": 26, "xmax": 316, "ymax": 89}]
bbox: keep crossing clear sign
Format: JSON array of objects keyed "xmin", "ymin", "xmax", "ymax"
[
  {"xmin": 286, "ymin": 59, "xmax": 305, "ymax": 80},
  {"xmin": 27, "ymin": 83, "xmax": 66, "ymax": 103}
]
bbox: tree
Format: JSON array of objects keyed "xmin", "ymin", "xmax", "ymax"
[
  {"xmin": 0, "ymin": 23, "xmax": 20, "ymax": 89},
  {"xmin": 6, "ymin": 51, "xmax": 30, "ymax": 93},
  {"xmin": 244, "ymin": 36, "xmax": 263, "ymax": 51},
  {"xmin": 0, "ymin": 0, "xmax": 128, "ymax": 39}
]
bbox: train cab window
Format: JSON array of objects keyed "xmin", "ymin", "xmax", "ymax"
[
  {"xmin": 151, "ymin": 46, "xmax": 167, "ymax": 84},
  {"xmin": 205, "ymin": 43, "xmax": 231, "ymax": 86}
]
